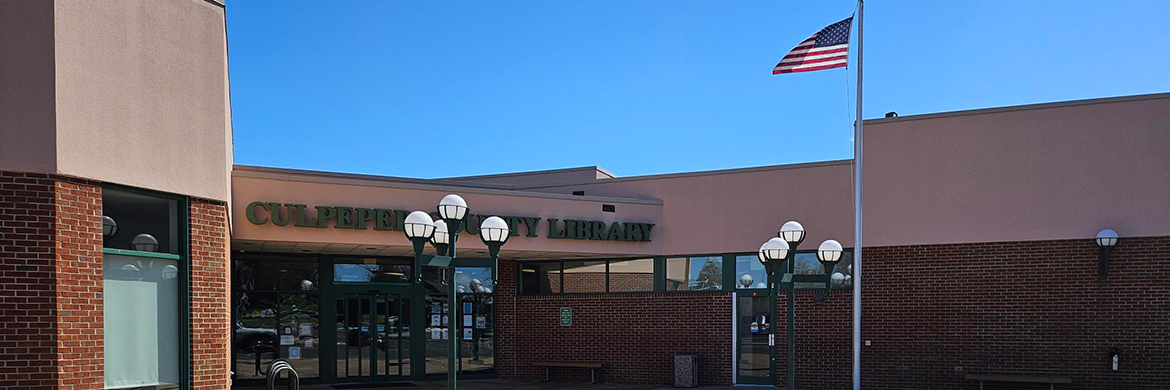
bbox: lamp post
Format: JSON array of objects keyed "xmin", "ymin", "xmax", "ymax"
[
  {"xmin": 758, "ymin": 221, "xmax": 842, "ymax": 389},
  {"xmin": 404, "ymin": 195, "xmax": 509, "ymax": 390}
]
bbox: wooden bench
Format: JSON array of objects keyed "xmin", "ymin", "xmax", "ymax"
[
  {"xmin": 965, "ymin": 374, "xmax": 1072, "ymax": 390},
  {"xmin": 533, "ymin": 361, "xmax": 603, "ymax": 384}
]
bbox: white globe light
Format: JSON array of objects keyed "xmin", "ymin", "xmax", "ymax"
[
  {"xmin": 102, "ymin": 216, "xmax": 118, "ymax": 237},
  {"xmin": 818, "ymin": 239, "xmax": 844, "ymax": 262},
  {"xmin": 403, "ymin": 211, "xmax": 436, "ymax": 240},
  {"xmin": 438, "ymin": 194, "xmax": 469, "ymax": 221},
  {"xmin": 758, "ymin": 237, "xmax": 790, "ymax": 263},
  {"xmin": 480, "ymin": 216, "xmax": 510, "ymax": 244},
  {"xmin": 779, "ymin": 221, "xmax": 805, "ymax": 243},
  {"xmin": 831, "ymin": 272, "xmax": 846, "ymax": 283},
  {"xmin": 431, "ymin": 220, "xmax": 450, "ymax": 245},
  {"xmin": 739, "ymin": 274, "xmax": 754, "ymax": 288},
  {"xmin": 1096, "ymin": 228, "xmax": 1118, "ymax": 247},
  {"xmin": 300, "ymin": 279, "xmax": 314, "ymax": 291}
]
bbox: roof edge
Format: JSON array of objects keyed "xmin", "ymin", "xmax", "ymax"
[
  {"xmin": 231, "ymin": 164, "xmax": 664, "ymax": 205},
  {"xmin": 865, "ymin": 92, "xmax": 1170, "ymax": 125},
  {"xmin": 515, "ymin": 159, "xmax": 853, "ymax": 189},
  {"xmin": 440, "ymin": 165, "xmax": 616, "ymax": 181}
]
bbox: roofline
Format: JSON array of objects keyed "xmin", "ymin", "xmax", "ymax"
[
  {"xmin": 440, "ymin": 165, "xmax": 617, "ymax": 181},
  {"xmin": 515, "ymin": 159, "xmax": 853, "ymax": 190},
  {"xmin": 231, "ymin": 164, "xmax": 664, "ymax": 205},
  {"xmin": 865, "ymin": 91, "xmax": 1170, "ymax": 125}
]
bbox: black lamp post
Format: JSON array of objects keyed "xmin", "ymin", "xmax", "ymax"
[
  {"xmin": 404, "ymin": 195, "xmax": 509, "ymax": 390},
  {"xmin": 757, "ymin": 221, "xmax": 842, "ymax": 389},
  {"xmin": 1095, "ymin": 228, "xmax": 1119, "ymax": 276}
]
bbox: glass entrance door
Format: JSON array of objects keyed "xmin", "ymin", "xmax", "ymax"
[
  {"xmin": 737, "ymin": 295, "xmax": 773, "ymax": 384},
  {"xmin": 335, "ymin": 292, "xmax": 410, "ymax": 382}
]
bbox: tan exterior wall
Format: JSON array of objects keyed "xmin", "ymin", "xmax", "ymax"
[
  {"xmin": 0, "ymin": 0, "xmax": 57, "ymax": 174},
  {"xmin": 520, "ymin": 161, "xmax": 856, "ymax": 254},
  {"xmin": 231, "ymin": 168, "xmax": 665, "ymax": 258},
  {"xmin": 863, "ymin": 94, "xmax": 1170, "ymax": 246},
  {"xmin": 51, "ymin": 0, "xmax": 231, "ymax": 202}
]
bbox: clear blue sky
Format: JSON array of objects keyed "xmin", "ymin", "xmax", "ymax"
[{"xmin": 226, "ymin": 1, "xmax": 1169, "ymax": 179}]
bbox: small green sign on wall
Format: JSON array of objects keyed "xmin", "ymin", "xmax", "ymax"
[{"xmin": 559, "ymin": 307, "xmax": 572, "ymax": 326}]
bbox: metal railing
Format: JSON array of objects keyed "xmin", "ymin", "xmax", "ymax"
[{"xmin": 265, "ymin": 359, "xmax": 300, "ymax": 390}]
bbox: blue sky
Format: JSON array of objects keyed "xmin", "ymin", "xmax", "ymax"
[{"xmin": 226, "ymin": 1, "xmax": 1169, "ymax": 179}]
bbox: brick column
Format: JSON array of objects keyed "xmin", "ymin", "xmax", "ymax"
[
  {"xmin": 189, "ymin": 199, "xmax": 231, "ymax": 389},
  {"xmin": 53, "ymin": 178, "xmax": 104, "ymax": 390}
]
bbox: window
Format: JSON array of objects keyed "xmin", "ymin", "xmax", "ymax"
[
  {"xmin": 455, "ymin": 267, "xmax": 493, "ymax": 293},
  {"xmin": 232, "ymin": 255, "xmax": 321, "ymax": 380},
  {"xmin": 334, "ymin": 257, "xmax": 411, "ymax": 283},
  {"xmin": 101, "ymin": 187, "xmax": 182, "ymax": 389},
  {"xmin": 520, "ymin": 262, "xmax": 562, "ymax": 294},
  {"xmin": 734, "ymin": 254, "xmax": 768, "ymax": 289},
  {"xmin": 562, "ymin": 261, "xmax": 606, "ymax": 293},
  {"xmin": 607, "ymin": 258, "xmax": 654, "ymax": 292},
  {"xmin": 665, "ymin": 256, "xmax": 722, "ymax": 291}
]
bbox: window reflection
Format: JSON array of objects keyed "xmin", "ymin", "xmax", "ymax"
[
  {"xmin": 334, "ymin": 258, "xmax": 411, "ymax": 283},
  {"xmin": 665, "ymin": 256, "xmax": 722, "ymax": 291},
  {"xmin": 607, "ymin": 258, "xmax": 654, "ymax": 292},
  {"xmin": 562, "ymin": 261, "xmax": 606, "ymax": 293}
]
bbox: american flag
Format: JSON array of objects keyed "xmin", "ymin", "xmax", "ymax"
[{"xmin": 773, "ymin": 16, "xmax": 854, "ymax": 74}]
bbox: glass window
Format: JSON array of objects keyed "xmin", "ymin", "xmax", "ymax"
[
  {"xmin": 607, "ymin": 258, "xmax": 654, "ymax": 292},
  {"xmin": 279, "ymin": 294, "xmax": 320, "ymax": 379},
  {"xmin": 234, "ymin": 291, "xmax": 278, "ymax": 381},
  {"xmin": 735, "ymin": 254, "xmax": 769, "ymax": 289},
  {"xmin": 102, "ymin": 188, "xmax": 179, "ymax": 255},
  {"xmin": 103, "ymin": 253, "xmax": 181, "ymax": 388},
  {"xmin": 455, "ymin": 267, "xmax": 493, "ymax": 294},
  {"xmin": 235, "ymin": 256, "xmax": 319, "ymax": 291},
  {"xmin": 334, "ymin": 257, "xmax": 411, "ymax": 283},
  {"xmin": 665, "ymin": 256, "xmax": 722, "ymax": 291},
  {"xmin": 458, "ymin": 293, "xmax": 493, "ymax": 374},
  {"xmin": 520, "ymin": 262, "xmax": 561, "ymax": 294},
  {"xmin": 562, "ymin": 261, "xmax": 606, "ymax": 293}
]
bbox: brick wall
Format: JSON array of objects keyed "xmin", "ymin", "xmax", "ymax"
[
  {"xmin": 496, "ymin": 258, "xmax": 733, "ymax": 385},
  {"xmin": 53, "ymin": 177, "xmax": 103, "ymax": 390},
  {"xmin": 497, "ymin": 236, "xmax": 1168, "ymax": 389},
  {"xmin": 0, "ymin": 172, "xmax": 60, "ymax": 389},
  {"xmin": 0, "ymin": 171, "xmax": 232, "ymax": 389},
  {"xmin": 859, "ymin": 237, "xmax": 1170, "ymax": 389},
  {"xmin": 189, "ymin": 199, "xmax": 231, "ymax": 389}
]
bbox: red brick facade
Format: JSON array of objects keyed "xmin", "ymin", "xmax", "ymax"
[
  {"xmin": 497, "ymin": 237, "xmax": 1169, "ymax": 389},
  {"xmin": 0, "ymin": 171, "xmax": 231, "ymax": 390},
  {"xmin": 495, "ymin": 258, "xmax": 734, "ymax": 385},
  {"xmin": 189, "ymin": 199, "xmax": 231, "ymax": 389},
  {"xmin": 859, "ymin": 237, "xmax": 1170, "ymax": 390}
]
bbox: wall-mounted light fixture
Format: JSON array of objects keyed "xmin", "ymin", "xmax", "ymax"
[{"xmin": 1096, "ymin": 228, "xmax": 1119, "ymax": 276}]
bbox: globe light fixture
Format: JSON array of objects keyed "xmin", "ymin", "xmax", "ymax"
[
  {"xmin": 779, "ymin": 221, "xmax": 806, "ymax": 244},
  {"xmin": 740, "ymin": 274, "xmax": 754, "ymax": 288},
  {"xmin": 131, "ymin": 233, "xmax": 159, "ymax": 252},
  {"xmin": 437, "ymin": 194, "xmax": 469, "ymax": 221},
  {"xmin": 758, "ymin": 237, "xmax": 790, "ymax": 264},
  {"xmin": 817, "ymin": 239, "xmax": 844, "ymax": 295},
  {"xmin": 1096, "ymin": 228, "xmax": 1119, "ymax": 276},
  {"xmin": 102, "ymin": 216, "xmax": 118, "ymax": 237},
  {"xmin": 480, "ymin": 216, "xmax": 510, "ymax": 284},
  {"xmin": 162, "ymin": 264, "xmax": 178, "ymax": 280},
  {"xmin": 403, "ymin": 211, "xmax": 436, "ymax": 241},
  {"xmin": 431, "ymin": 219, "xmax": 451, "ymax": 256}
]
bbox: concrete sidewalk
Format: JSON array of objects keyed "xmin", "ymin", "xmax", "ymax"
[{"xmin": 236, "ymin": 378, "xmax": 751, "ymax": 390}]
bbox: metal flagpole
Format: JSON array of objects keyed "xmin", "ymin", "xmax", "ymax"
[{"xmin": 852, "ymin": 1, "xmax": 864, "ymax": 390}]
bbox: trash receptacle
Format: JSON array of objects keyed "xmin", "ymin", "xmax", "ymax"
[{"xmin": 674, "ymin": 353, "xmax": 698, "ymax": 388}]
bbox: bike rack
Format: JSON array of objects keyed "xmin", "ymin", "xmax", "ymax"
[{"xmin": 266, "ymin": 359, "xmax": 300, "ymax": 390}]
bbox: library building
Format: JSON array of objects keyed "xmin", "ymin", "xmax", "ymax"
[{"xmin": 1, "ymin": 1, "xmax": 1168, "ymax": 390}]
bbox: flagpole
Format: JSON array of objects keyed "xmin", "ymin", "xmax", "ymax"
[{"xmin": 852, "ymin": 1, "xmax": 864, "ymax": 390}]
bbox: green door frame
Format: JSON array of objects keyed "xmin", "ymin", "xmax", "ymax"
[{"xmin": 330, "ymin": 284, "xmax": 414, "ymax": 383}]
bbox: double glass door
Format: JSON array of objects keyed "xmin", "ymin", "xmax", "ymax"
[
  {"xmin": 335, "ymin": 291, "xmax": 410, "ymax": 382},
  {"xmin": 737, "ymin": 295, "xmax": 773, "ymax": 384}
]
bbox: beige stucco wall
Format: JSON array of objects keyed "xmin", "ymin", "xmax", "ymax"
[
  {"xmin": 863, "ymin": 94, "xmax": 1170, "ymax": 247},
  {"xmin": 520, "ymin": 162, "xmax": 856, "ymax": 255},
  {"xmin": 51, "ymin": 0, "xmax": 231, "ymax": 201},
  {"xmin": 0, "ymin": 0, "xmax": 57, "ymax": 174},
  {"xmin": 231, "ymin": 168, "xmax": 665, "ymax": 258}
]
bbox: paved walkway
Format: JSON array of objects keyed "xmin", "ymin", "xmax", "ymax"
[{"xmin": 236, "ymin": 378, "xmax": 755, "ymax": 390}]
